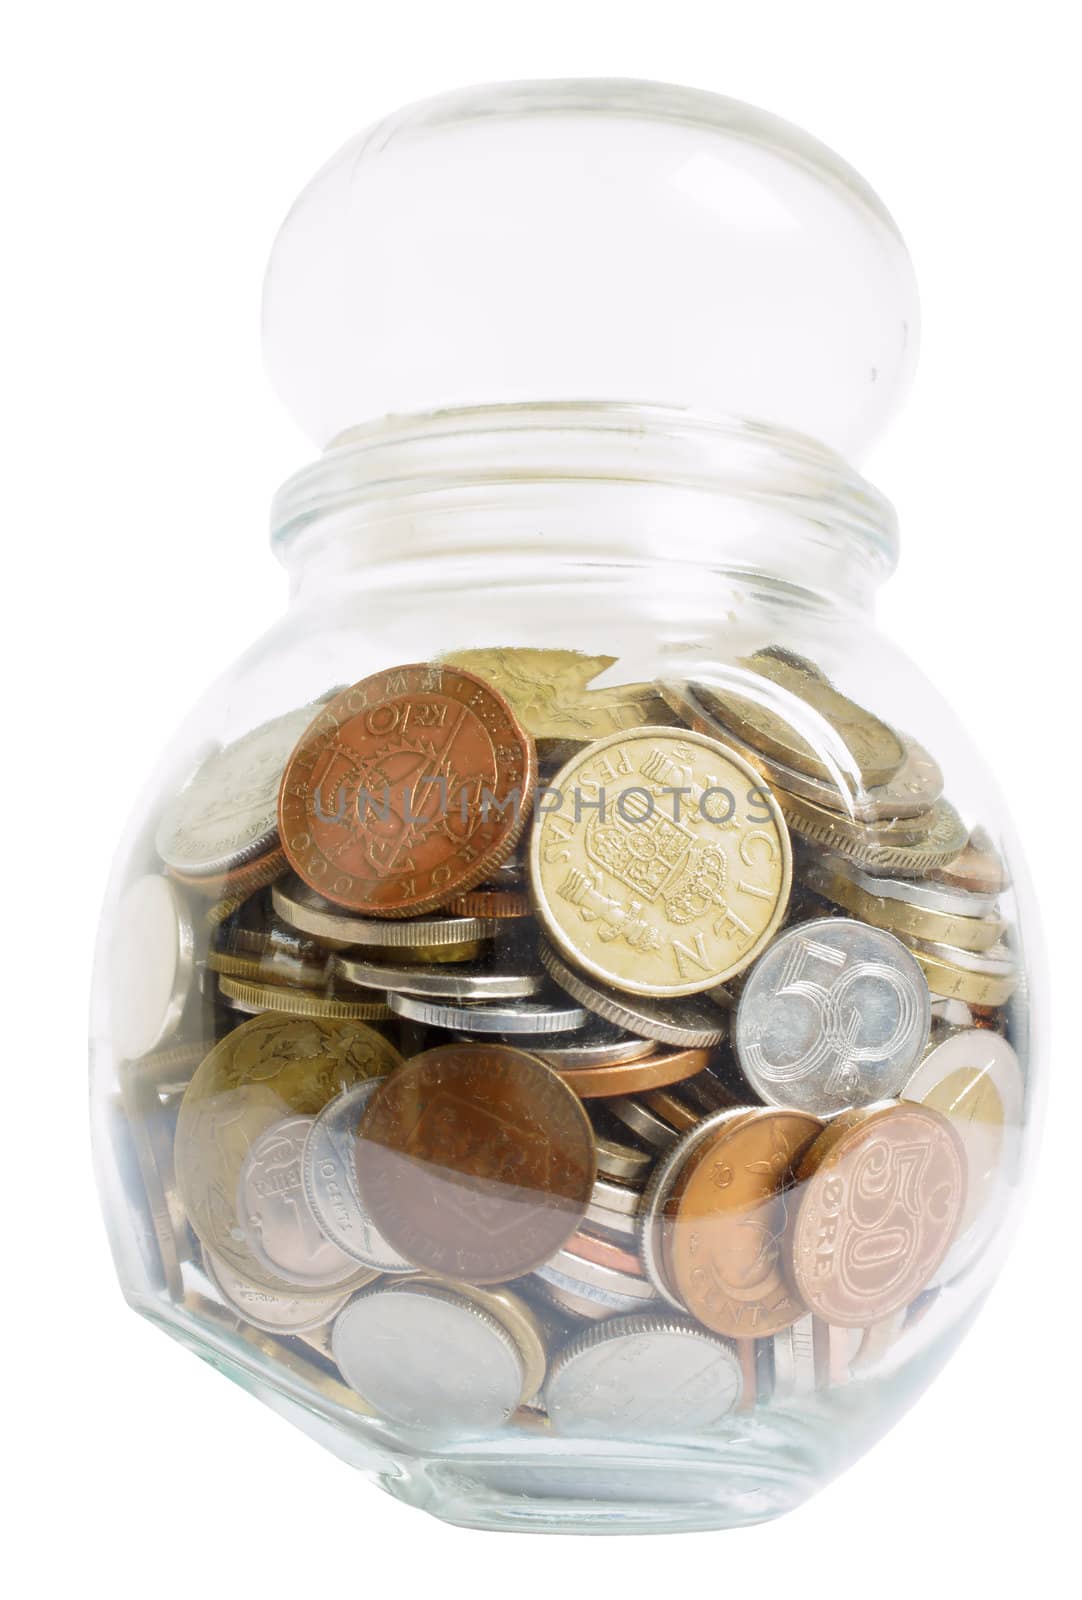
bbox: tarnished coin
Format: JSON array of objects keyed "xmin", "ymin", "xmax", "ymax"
[
  {"xmin": 931, "ymin": 826, "xmax": 1009, "ymax": 895},
  {"xmin": 203, "ymin": 1249, "xmax": 361, "ymax": 1334},
  {"xmin": 901, "ymin": 1028, "xmax": 1024, "ymax": 1282},
  {"xmin": 734, "ymin": 917, "xmax": 930, "ymax": 1115},
  {"xmin": 783, "ymin": 793, "xmax": 968, "ymax": 875},
  {"xmin": 387, "ymin": 991, "xmax": 587, "ymax": 1034},
  {"xmin": 207, "ymin": 947, "xmax": 331, "ymax": 988},
  {"xmin": 331, "ymin": 1280, "xmax": 527, "ymax": 1429},
  {"xmin": 175, "ymin": 1013, "xmax": 403, "ymax": 1288},
  {"xmin": 539, "ymin": 943, "xmax": 727, "ymax": 1047},
  {"xmin": 272, "ymin": 874, "xmax": 500, "ymax": 948},
  {"xmin": 593, "ymin": 1133, "xmax": 654, "ymax": 1183},
  {"xmin": 545, "ymin": 1313, "xmax": 743, "ymax": 1436},
  {"xmin": 663, "ymin": 1108, "xmax": 824, "ymax": 1338},
  {"xmin": 563, "ymin": 1228, "xmax": 646, "ymax": 1277},
  {"xmin": 302, "ymin": 1080, "xmax": 413, "ymax": 1273},
  {"xmin": 156, "ymin": 704, "xmax": 320, "ymax": 875},
  {"xmin": 237, "ymin": 1115, "xmax": 375, "ymax": 1290},
  {"xmin": 426, "ymin": 1279, "xmax": 549, "ymax": 1404},
  {"xmin": 802, "ymin": 858, "xmax": 1006, "ymax": 952},
  {"xmin": 333, "ymin": 950, "xmax": 544, "ymax": 999},
  {"xmin": 218, "ymin": 976, "xmax": 393, "ymax": 1022},
  {"xmin": 441, "ymin": 647, "xmax": 680, "ymax": 744},
  {"xmin": 531, "ymin": 728, "xmax": 791, "ymax": 995},
  {"xmin": 355, "ymin": 1045, "xmax": 596, "ymax": 1284},
  {"xmin": 109, "ymin": 874, "xmax": 195, "ymax": 1059},
  {"xmin": 788, "ymin": 1102, "xmax": 967, "ymax": 1325},
  {"xmin": 278, "ymin": 663, "xmax": 537, "ymax": 916}
]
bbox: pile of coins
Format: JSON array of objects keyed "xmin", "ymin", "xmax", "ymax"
[{"xmin": 109, "ymin": 647, "xmax": 1025, "ymax": 1437}]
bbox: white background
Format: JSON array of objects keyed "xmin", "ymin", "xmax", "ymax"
[{"xmin": 4, "ymin": 2, "xmax": 1079, "ymax": 1595}]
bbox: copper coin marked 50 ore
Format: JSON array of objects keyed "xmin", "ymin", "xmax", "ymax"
[
  {"xmin": 278, "ymin": 663, "xmax": 537, "ymax": 916},
  {"xmin": 787, "ymin": 1102, "xmax": 967, "ymax": 1326},
  {"xmin": 354, "ymin": 1044, "xmax": 597, "ymax": 1284},
  {"xmin": 664, "ymin": 1108, "xmax": 824, "ymax": 1339}
]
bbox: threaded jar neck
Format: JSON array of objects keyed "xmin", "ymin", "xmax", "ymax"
[{"xmin": 271, "ymin": 403, "xmax": 897, "ymax": 612}]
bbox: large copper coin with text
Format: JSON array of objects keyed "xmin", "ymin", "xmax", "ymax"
[
  {"xmin": 787, "ymin": 1102, "xmax": 967, "ymax": 1326},
  {"xmin": 664, "ymin": 1108, "xmax": 823, "ymax": 1338},
  {"xmin": 278, "ymin": 664, "xmax": 536, "ymax": 915},
  {"xmin": 354, "ymin": 1044, "xmax": 597, "ymax": 1284}
]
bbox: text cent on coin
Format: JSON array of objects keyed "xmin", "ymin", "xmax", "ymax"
[
  {"xmin": 278, "ymin": 663, "xmax": 537, "ymax": 916},
  {"xmin": 354, "ymin": 1044, "xmax": 597, "ymax": 1283}
]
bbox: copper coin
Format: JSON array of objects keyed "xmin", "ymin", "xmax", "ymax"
[
  {"xmin": 563, "ymin": 1229, "xmax": 645, "ymax": 1277},
  {"xmin": 664, "ymin": 1108, "xmax": 824, "ymax": 1338},
  {"xmin": 787, "ymin": 1102, "xmax": 967, "ymax": 1326},
  {"xmin": 931, "ymin": 826, "xmax": 1009, "ymax": 896},
  {"xmin": 555, "ymin": 1046, "xmax": 710, "ymax": 1100},
  {"xmin": 640, "ymin": 1088, "xmax": 702, "ymax": 1133},
  {"xmin": 354, "ymin": 1044, "xmax": 596, "ymax": 1284},
  {"xmin": 278, "ymin": 663, "xmax": 537, "ymax": 916}
]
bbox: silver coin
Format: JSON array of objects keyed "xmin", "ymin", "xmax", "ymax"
[
  {"xmin": 901, "ymin": 1027, "xmax": 1024, "ymax": 1283},
  {"xmin": 607, "ymin": 1097, "xmax": 680, "ymax": 1151},
  {"xmin": 333, "ymin": 950, "xmax": 543, "ymax": 1000},
  {"xmin": 544, "ymin": 1248, "xmax": 657, "ymax": 1302},
  {"xmin": 905, "ymin": 937, "xmax": 1016, "ymax": 977},
  {"xmin": 302, "ymin": 1083, "xmax": 413, "ymax": 1273},
  {"xmin": 527, "ymin": 1274, "xmax": 619, "ymax": 1322},
  {"xmin": 272, "ymin": 876, "xmax": 499, "ymax": 948},
  {"xmin": 734, "ymin": 916, "xmax": 931, "ymax": 1115},
  {"xmin": 388, "ymin": 991, "xmax": 587, "ymax": 1034},
  {"xmin": 156, "ymin": 705, "xmax": 317, "ymax": 875},
  {"xmin": 516, "ymin": 1022, "xmax": 659, "ymax": 1070},
  {"xmin": 236, "ymin": 1116, "xmax": 368, "ymax": 1290},
  {"xmin": 330, "ymin": 1281, "xmax": 526, "ymax": 1430},
  {"xmin": 637, "ymin": 1109, "xmax": 751, "ymax": 1308},
  {"xmin": 203, "ymin": 1249, "xmax": 357, "ymax": 1334},
  {"xmin": 590, "ymin": 1174, "xmax": 644, "ymax": 1217},
  {"xmin": 545, "ymin": 1313, "xmax": 743, "ymax": 1436},
  {"xmin": 593, "ymin": 1133, "xmax": 654, "ymax": 1183},
  {"xmin": 828, "ymin": 856, "xmax": 1001, "ymax": 919},
  {"xmin": 539, "ymin": 944, "xmax": 727, "ymax": 1048},
  {"xmin": 772, "ymin": 1314, "xmax": 818, "ymax": 1401},
  {"xmin": 930, "ymin": 997, "xmax": 979, "ymax": 1028},
  {"xmin": 531, "ymin": 1262, "xmax": 654, "ymax": 1316},
  {"xmin": 109, "ymin": 875, "xmax": 195, "ymax": 1059}
]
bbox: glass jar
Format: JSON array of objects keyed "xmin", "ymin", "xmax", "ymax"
[{"xmin": 90, "ymin": 80, "xmax": 1041, "ymax": 1534}]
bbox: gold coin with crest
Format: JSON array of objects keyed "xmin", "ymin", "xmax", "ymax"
[{"xmin": 530, "ymin": 728, "xmax": 791, "ymax": 997}]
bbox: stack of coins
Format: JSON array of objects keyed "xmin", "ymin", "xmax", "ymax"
[{"xmin": 106, "ymin": 648, "xmax": 1026, "ymax": 1437}]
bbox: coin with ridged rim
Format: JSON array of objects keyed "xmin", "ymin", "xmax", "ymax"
[
  {"xmin": 278, "ymin": 663, "xmax": 536, "ymax": 916},
  {"xmin": 203, "ymin": 1248, "xmax": 363, "ymax": 1333},
  {"xmin": 531, "ymin": 727, "xmax": 791, "ymax": 996},
  {"xmin": 539, "ymin": 943, "xmax": 727, "ymax": 1047},
  {"xmin": 238, "ymin": 1114, "xmax": 368, "ymax": 1288},
  {"xmin": 545, "ymin": 1312, "xmax": 744, "ymax": 1435},
  {"xmin": 441, "ymin": 647, "xmax": 680, "ymax": 744},
  {"xmin": 302, "ymin": 1079, "xmax": 413, "ymax": 1273},
  {"xmin": 272, "ymin": 875, "xmax": 500, "ymax": 947},
  {"xmin": 355, "ymin": 1044, "xmax": 596, "ymax": 1284}
]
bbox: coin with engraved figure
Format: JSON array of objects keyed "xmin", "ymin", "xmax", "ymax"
[
  {"xmin": 237, "ymin": 1115, "xmax": 368, "ymax": 1288},
  {"xmin": 441, "ymin": 647, "xmax": 680, "ymax": 744},
  {"xmin": 664, "ymin": 1108, "xmax": 824, "ymax": 1338},
  {"xmin": 354, "ymin": 1044, "xmax": 596, "ymax": 1284},
  {"xmin": 203, "ymin": 1249, "xmax": 363, "ymax": 1333},
  {"xmin": 544, "ymin": 1313, "xmax": 744, "ymax": 1436},
  {"xmin": 302, "ymin": 1079, "xmax": 413, "ymax": 1273},
  {"xmin": 735, "ymin": 917, "xmax": 930, "ymax": 1115},
  {"xmin": 532, "ymin": 728, "xmax": 791, "ymax": 997},
  {"xmin": 278, "ymin": 663, "xmax": 536, "ymax": 916},
  {"xmin": 174, "ymin": 1013, "xmax": 403, "ymax": 1288},
  {"xmin": 156, "ymin": 705, "xmax": 321, "ymax": 875},
  {"xmin": 788, "ymin": 1102, "xmax": 967, "ymax": 1325}
]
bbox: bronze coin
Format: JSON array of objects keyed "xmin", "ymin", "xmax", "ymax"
[
  {"xmin": 664, "ymin": 1108, "xmax": 824, "ymax": 1338},
  {"xmin": 931, "ymin": 825, "xmax": 1009, "ymax": 896},
  {"xmin": 278, "ymin": 663, "xmax": 537, "ymax": 916},
  {"xmin": 354, "ymin": 1044, "xmax": 596, "ymax": 1284},
  {"xmin": 787, "ymin": 1102, "xmax": 967, "ymax": 1327},
  {"xmin": 563, "ymin": 1229, "xmax": 645, "ymax": 1277},
  {"xmin": 555, "ymin": 1046, "xmax": 710, "ymax": 1100}
]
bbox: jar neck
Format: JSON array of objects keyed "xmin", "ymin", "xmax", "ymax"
[{"xmin": 271, "ymin": 403, "xmax": 897, "ymax": 616}]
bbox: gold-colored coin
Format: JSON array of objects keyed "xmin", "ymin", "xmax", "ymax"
[
  {"xmin": 442, "ymin": 647, "xmax": 680, "ymax": 744},
  {"xmin": 530, "ymin": 728, "xmax": 791, "ymax": 996},
  {"xmin": 781, "ymin": 791, "xmax": 968, "ymax": 873},
  {"xmin": 682, "ymin": 653, "xmax": 906, "ymax": 789},
  {"xmin": 175, "ymin": 1012, "xmax": 402, "ymax": 1289},
  {"xmin": 357, "ymin": 938, "xmax": 485, "ymax": 966},
  {"xmin": 421, "ymin": 1277, "xmax": 549, "ymax": 1404},
  {"xmin": 207, "ymin": 949, "xmax": 332, "ymax": 986},
  {"xmin": 802, "ymin": 859, "xmax": 1006, "ymax": 951},
  {"xmin": 217, "ymin": 976, "xmax": 392, "ymax": 1021},
  {"xmin": 910, "ymin": 947, "xmax": 1018, "ymax": 1008}
]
